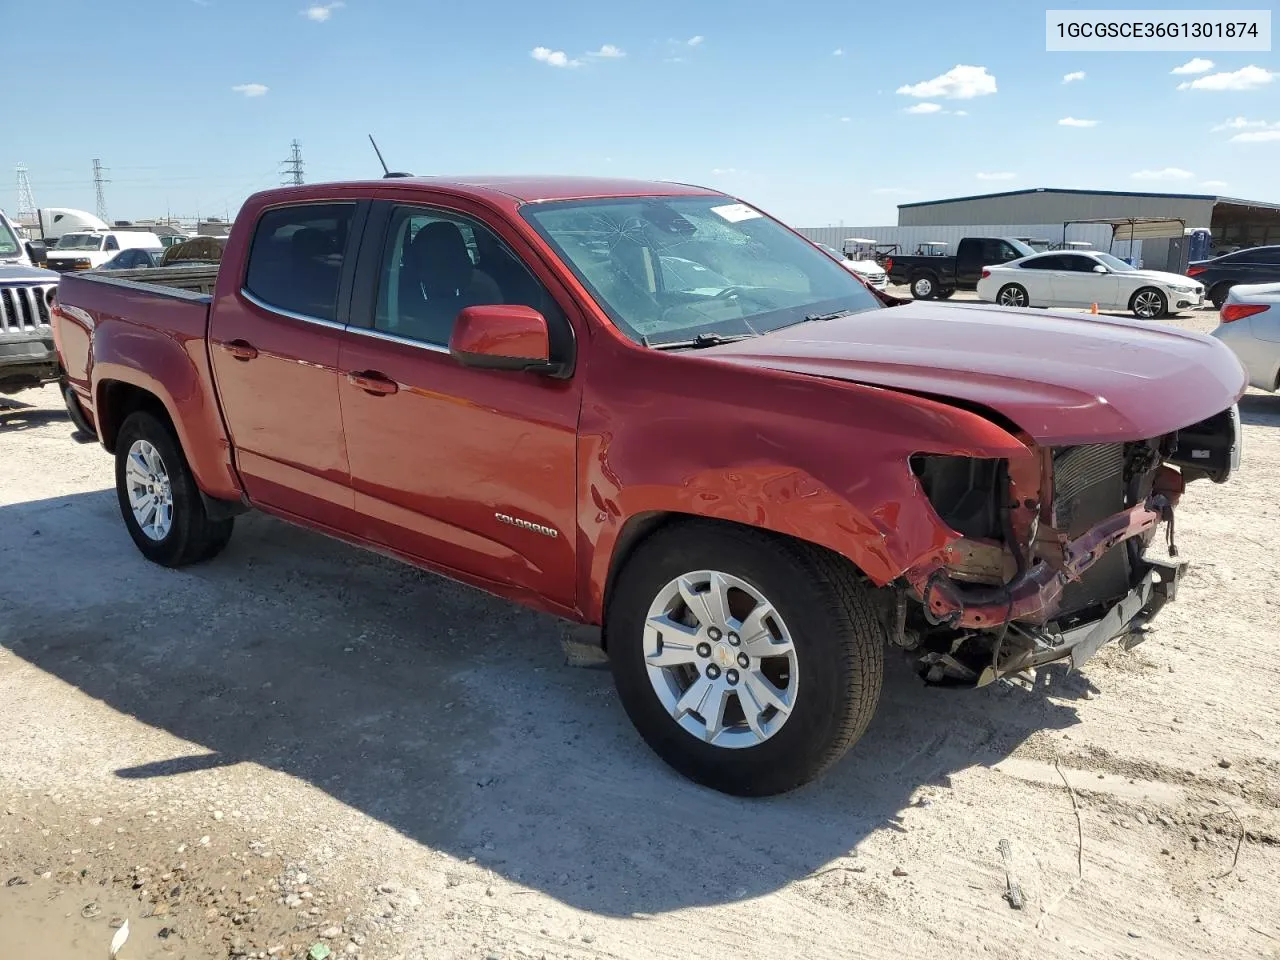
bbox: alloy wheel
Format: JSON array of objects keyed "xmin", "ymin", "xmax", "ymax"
[
  {"xmin": 643, "ymin": 570, "xmax": 799, "ymax": 748},
  {"xmin": 124, "ymin": 439, "xmax": 174, "ymax": 541}
]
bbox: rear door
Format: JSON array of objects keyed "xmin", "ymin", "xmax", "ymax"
[
  {"xmin": 208, "ymin": 200, "xmax": 368, "ymax": 529},
  {"xmin": 1014, "ymin": 254, "xmax": 1065, "ymax": 303},
  {"xmin": 337, "ymin": 199, "xmax": 582, "ymax": 608}
]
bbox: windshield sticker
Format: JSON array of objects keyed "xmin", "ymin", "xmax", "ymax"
[{"xmin": 709, "ymin": 203, "xmax": 763, "ymax": 223}]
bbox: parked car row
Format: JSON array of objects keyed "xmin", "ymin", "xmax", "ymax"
[{"xmin": 46, "ymin": 175, "xmax": 1245, "ymax": 797}]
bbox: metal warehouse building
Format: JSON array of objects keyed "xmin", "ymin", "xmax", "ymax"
[{"xmin": 897, "ymin": 187, "xmax": 1280, "ymax": 251}]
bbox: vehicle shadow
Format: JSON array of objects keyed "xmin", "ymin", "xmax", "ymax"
[
  {"xmin": 1240, "ymin": 393, "xmax": 1280, "ymax": 427},
  {"xmin": 0, "ymin": 492, "xmax": 1081, "ymax": 917}
]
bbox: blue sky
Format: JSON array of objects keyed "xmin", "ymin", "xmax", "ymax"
[{"xmin": 1, "ymin": 0, "xmax": 1277, "ymax": 227}]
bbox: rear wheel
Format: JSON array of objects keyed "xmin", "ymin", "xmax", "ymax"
[
  {"xmin": 607, "ymin": 523, "xmax": 884, "ymax": 796},
  {"xmin": 910, "ymin": 273, "xmax": 939, "ymax": 300},
  {"xmin": 115, "ymin": 410, "xmax": 234, "ymax": 567},
  {"xmin": 1131, "ymin": 287, "xmax": 1167, "ymax": 320},
  {"xmin": 996, "ymin": 283, "xmax": 1029, "ymax": 308}
]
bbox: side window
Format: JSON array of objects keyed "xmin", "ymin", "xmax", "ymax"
[
  {"xmin": 1064, "ymin": 255, "xmax": 1097, "ymax": 272},
  {"xmin": 1021, "ymin": 255, "xmax": 1063, "ymax": 270},
  {"xmin": 244, "ymin": 203, "xmax": 354, "ymax": 322},
  {"xmin": 1248, "ymin": 247, "xmax": 1280, "ymax": 264},
  {"xmin": 374, "ymin": 205, "xmax": 568, "ymax": 349},
  {"xmin": 104, "ymin": 236, "xmax": 120, "ymax": 251},
  {"xmin": 996, "ymin": 241, "xmax": 1022, "ymax": 262}
]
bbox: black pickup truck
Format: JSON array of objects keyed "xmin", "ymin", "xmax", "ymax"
[{"xmin": 886, "ymin": 236, "xmax": 1033, "ymax": 299}]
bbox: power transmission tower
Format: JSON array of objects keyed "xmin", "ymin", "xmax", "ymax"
[
  {"xmin": 280, "ymin": 140, "xmax": 305, "ymax": 186},
  {"xmin": 15, "ymin": 164, "xmax": 37, "ymax": 223},
  {"xmin": 92, "ymin": 159, "xmax": 110, "ymax": 222}
]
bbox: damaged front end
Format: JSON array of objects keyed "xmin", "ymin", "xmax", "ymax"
[{"xmin": 894, "ymin": 404, "xmax": 1241, "ymax": 686}]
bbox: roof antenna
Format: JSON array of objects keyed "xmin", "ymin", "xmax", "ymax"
[{"xmin": 368, "ymin": 135, "xmax": 413, "ymax": 178}]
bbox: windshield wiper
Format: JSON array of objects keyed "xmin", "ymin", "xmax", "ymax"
[
  {"xmin": 802, "ymin": 308, "xmax": 859, "ymax": 322},
  {"xmin": 646, "ymin": 332, "xmax": 754, "ymax": 350}
]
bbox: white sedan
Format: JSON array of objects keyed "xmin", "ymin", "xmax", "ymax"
[
  {"xmin": 975, "ymin": 250, "xmax": 1205, "ymax": 319},
  {"xmin": 1211, "ymin": 281, "xmax": 1280, "ymax": 392}
]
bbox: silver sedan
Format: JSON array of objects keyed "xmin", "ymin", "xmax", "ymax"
[{"xmin": 1211, "ymin": 282, "xmax": 1280, "ymax": 392}]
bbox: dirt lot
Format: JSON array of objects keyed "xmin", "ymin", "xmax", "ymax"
[{"xmin": 2, "ymin": 308, "xmax": 1278, "ymax": 960}]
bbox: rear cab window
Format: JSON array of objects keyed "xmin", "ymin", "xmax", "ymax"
[{"xmin": 243, "ymin": 203, "xmax": 355, "ymax": 322}]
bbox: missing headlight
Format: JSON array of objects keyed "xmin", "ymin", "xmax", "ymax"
[{"xmin": 910, "ymin": 454, "xmax": 1004, "ymax": 540}]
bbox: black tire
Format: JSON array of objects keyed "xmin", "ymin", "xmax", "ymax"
[
  {"xmin": 63, "ymin": 384, "xmax": 96, "ymax": 438},
  {"xmin": 115, "ymin": 410, "xmax": 233, "ymax": 567},
  {"xmin": 996, "ymin": 283, "xmax": 1030, "ymax": 308},
  {"xmin": 936, "ymin": 287, "xmax": 956, "ymax": 299},
  {"xmin": 607, "ymin": 522, "xmax": 885, "ymax": 796},
  {"xmin": 1209, "ymin": 283, "xmax": 1232, "ymax": 311},
  {"xmin": 910, "ymin": 273, "xmax": 939, "ymax": 300},
  {"xmin": 1130, "ymin": 286, "xmax": 1168, "ymax": 320}
]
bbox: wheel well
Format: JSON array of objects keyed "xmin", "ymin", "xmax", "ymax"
[
  {"xmin": 599, "ymin": 512, "xmax": 867, "ymax": 649},
  {"xmin": 96, "ymin": 381, "xmax": 171, "ymax": 453}
]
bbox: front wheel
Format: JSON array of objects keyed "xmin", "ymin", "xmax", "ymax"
[
  {"xmin": 996, "ymin": 283, "xmax": 1029, "ymax": 308},
  {"xmin": 1131, "ymin": 287, "xmax": 1167, "ymax": 320},
  {"xmin": 936, "ymin": 287, "xmax": 956, "ymax": 300},
  {"xmin": 607, "ymin": 523, "xmax": 885, "ymax": 796},
  {"xmin": 115, "ymin": 410, "xmax": 234, "ymax": 567}
]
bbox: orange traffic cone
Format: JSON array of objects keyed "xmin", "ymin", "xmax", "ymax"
[{"xmin": 1090, "ymin": 303, "xmax": 1099, "ymax": 314}]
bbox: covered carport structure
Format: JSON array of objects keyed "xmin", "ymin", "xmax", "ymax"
[{"xmin": 1209, "ymin": 197, "xmax": 1280, "ymax": 252}]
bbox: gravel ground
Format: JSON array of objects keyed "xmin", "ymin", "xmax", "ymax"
[{"xmin": 2, "ymin": 307, "xmax": 1278, "ymax": 960}]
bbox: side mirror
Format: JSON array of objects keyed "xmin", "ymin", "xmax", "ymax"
[
  {"xmin": 450, "ymin": 304, "xmax": 565, "ymax": 376},
  {"xmin": 1092, "ymin": 264, "xmax": 1108, "ymax": 274}
]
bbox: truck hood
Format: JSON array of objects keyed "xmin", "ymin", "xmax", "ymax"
[
  {"xmin": 704, "ymin": 301, "xmax": 1246, "ymax": 444},
  {"xmin": 0, "ymin": 264, "xmax": 58, "ymax": 283}
]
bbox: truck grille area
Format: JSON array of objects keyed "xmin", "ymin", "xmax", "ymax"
[
  {"xmin": 0, "ymin": 284, "xmax": 54, "ymax": 335},
  {"xmin": 1052, "ymin": 443, "xmax": 1132, "ymax": 619}
]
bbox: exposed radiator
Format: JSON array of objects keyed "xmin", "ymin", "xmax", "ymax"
[{"xmin": 1052, "ymin": 443, "xmax": 1132, "ymax": 619}]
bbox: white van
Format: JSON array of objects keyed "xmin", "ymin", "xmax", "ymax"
[{"xmin": 44, "ymin": 231, "xmax": 165, "ymax": 272}]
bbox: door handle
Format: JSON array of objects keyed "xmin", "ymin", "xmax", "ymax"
[
  {"xmin": 220, "ymin": 339, "xmax": 259, "ymax": 361},
  {"xmin": 347, "ymin": 370, "xmax": 399, "ymax": 396}
]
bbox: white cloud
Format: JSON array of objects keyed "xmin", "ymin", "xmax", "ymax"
[
  {"xmin": 231, "ymin": 83, "xmax": 268, "ymax": 97},
  {"xmin": 839, "ymin": 116, "xmax": 851, "ymax": 122},
  {"xmin": 1201, "ymin": 180, "xmax": 1229, "ymax": 188},
  {"xmin": 302, "ymin": 1, "xmax": 342, "ymax": 21},
  {"xmin": 531, "ymin": 46, "xmax": 581, "ymax": 68},
  {"xmin": 905, "ymin": 102, "xmax": 943, "ymax": 114},
  {"xmin": 1213, "ymin": 116, "xmax": 1269, "ymax": 131},
  {"xmin": 897, "ymin": 64, "xmax": 996, "ymax": 100},
  {"xmin": 687, "ymin": 35, "xmax": 704, "ymax": 47},
  {"xmin": 1178, "ymin": 65, "xmax": 1276, "ymax": 91},
  {"xmin": 1233, "ymin": 130, "xmax": 1280, "ymax": 142},
  {"xmin": 711, "ymin": 167, "xmax": 739, "ymax": 175},
  {"xmin": 1171, "ymin": 57, "xmax": 1214, "ymax": 75},
  {"xmin": 953, "ymin": 109, "xmax": 969, "ymax": 116},
  {"xmin": 872, "ymin": 187, "xmax": 914, "ymax": 196},
  {"xmin": 1062, "ymin": 71, "xmax": 1085, "ymax": 84},
  {"xmin": 832, "ymin": 48, "xmax": 844, "ymax": 56},
  {"xmin": 587, "ymin": 44, "xmax": 625, "ymax": 58},
  {"xmin": 1130, "ymin": 167, "xmax": 1194, "ymax": 181},
  {"xmin": 1058, "ymin": 116, "xmax": 1098, "ymax": 127},
  {"xmin": 976, "ymin": 172, "xmax": 1017, "ymax": 181}
]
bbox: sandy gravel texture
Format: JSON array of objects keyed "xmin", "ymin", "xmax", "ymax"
[{"xmin": 1, "ymin": 307, "xmax": 1277, "ymax": 960}]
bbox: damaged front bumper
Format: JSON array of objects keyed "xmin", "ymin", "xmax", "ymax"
[{"xmin": 904, "ymin": 493, "xmax": 1176, "ymax": 632}]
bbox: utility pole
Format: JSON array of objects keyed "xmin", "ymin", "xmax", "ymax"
[
  {"xmin": 280, "ymin": 140, "xmax": 305, "ymax": 186},
  {"xmin": 15, "ymin": 164, "xmax": 37, "ymax": 224},
  {"xmin": 92, "ymin": 159, "xmax": 110, "ymax": 222}
]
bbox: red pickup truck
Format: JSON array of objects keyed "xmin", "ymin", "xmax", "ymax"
[{"xmin": 51, "ymin": 176, "xmax": 1245, "ymax": 796}]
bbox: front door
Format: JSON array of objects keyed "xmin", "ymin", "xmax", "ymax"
[
  {"xmin": 208, "ymin": 201, "xmax": 365, "ymax": 529},
  {"xmin": 337, "ymin": 201, "xmax": 582, "ymax": 608},
  {"xmin": 1052, "ymin": 253, "xmax": 1118, "ymax": 307}
]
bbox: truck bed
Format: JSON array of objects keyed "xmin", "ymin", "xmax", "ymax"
[{"xmin": 77, "ymin": 264, "xmax": 220, "ymax": 296}]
